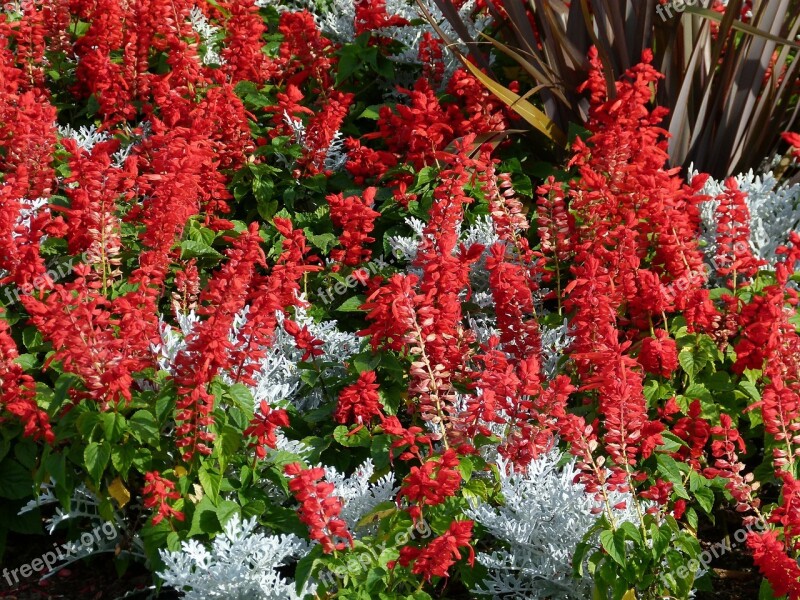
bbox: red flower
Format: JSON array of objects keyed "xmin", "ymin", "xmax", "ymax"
[
  {"xmin": 354, "ymin": 0, "xmax": 409, "ymax": 35},
  {"xmin": 396, "ymin": 520, "xmax": 475, "ymax": 580},
  {"xmin": 400, "ymin": 449, "xmax": 462, "ymax": 507},
  {"xmin": 370, "ymin": 78, "xmax": 454, "ymax": 170},
  {"xmin": 486, "ymin": 243, "xmax": 539, "ymax": 360},
  {"xmin": 143, "ymin": 471, "xmax": 184, "ymax": 525},
  {"xmin": 284, "ymin": 463, "xmax": 353, "ymax": 554},
  {"xmin": 359, "ymin": 274, "xmax": 422, "ymax": 351},
  {"xmin": 344, "ymin": 137, "xmax": 398, "ymax": 184},
  {"xmin": 327, "ymin": 187, "xmax": 381, "ymax": 266},
  {"xmin": 223, "ymin": 0, "xmax": 278, "ymax": 85},
  {"xmin": 671, "ymin": 400, "xmax": 711, "ymax": 469},
  {"xmin": 748, "ymin": 530, "xmax": 800, "ymax": 600},
  {"xmin": 714, "ymin": 177, "xmax": 763, "ymax": 281},
  {"xmin": 418, "ymin": 32, "xmax": 444, "ymax": 87},
  {"xmin": 705, "ymin": 414, "xmax": 758, "ymax": 512},
  {"xmin": 298, "ymin": 91, "xmax": 354, "ymax": 176},
  {"xmin": 638, "ymin": 329, "xmax": 678, "ymax": 377},
  {"xmin": 335, "ymin": 371, "xmax": 383, "ymax": 425},
  {"xmin": 0, "ymin": 312, "xmax": 53, "ymax": 443},
  {"xmin": 278, "ymin": 11, "xmax": 336, "ymax": 89},
  {"xmin": 245, "ymin": 401, "xmax": 290, "ymax": 459},
  {"xmin": 783, "ymin": 131, "xmax": 800, "ymax": 161},
  {"xmin": 284, "ymin": 319, "xmax": 324, "ymax": 361},
  {"xmin": 172, "ymin": 224, "xmax": 267, "ymax": 460},
  {"xmin": 537, "ymin": 176, "xmax": 571, "ymax": 267},
  {"xmin": 380, "ymin": 416, "xmax": 433, "ymax": 461}
]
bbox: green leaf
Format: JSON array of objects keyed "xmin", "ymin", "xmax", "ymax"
[
  {"xmin": 111, "ymin": 444, "xmax": 136, "ymax": 478},
  {"xmin": 216, "ymin": 499, "xmax": 240, "ymax": 526},
  {"xmin": 599, "ymin": 529, "xmax": 626, "ymax": 567},
  {"xmin": 359, "ymin": 106, "xmax": 382, "ymax": 120},
  {"xmin": 650, "ymin": 523, "xmax": 671, "ymax": 560},
  {"xmin": 683, "ymin": 382, "xmax": 712, "ymax": 403},
  {"xmin": 618, "ymin": 521, "xmax": 643, "ymax": 546},
  {"xmin": 739, "ymin": 380, "xmax": 761, "ymax": 402},
  {"xmin": 658, "ymin": 432, "xmax": 687, "ymax": 453},
  {"xmin": 694, "ymin": 485, "xmax": 715, "ymax": 514},
  {"xmin": 14, "ymin": 353, "xmax": 38, "ymax": 370},
  {"xmin": 188, "ymin": 495, "xmax": 221, "ymax": 537},
  {"xmin": 335, "ymin": 296, "xmax": 367, "ymax": 312},
  {"xmin": 600, "ymin": 529, "xmax": 626, "ymax": 567},
  {"xmin": 295, "ymin": 544, "xmax": 325, "ymax": 594},
  {"xmin": 333, "ymin": 425, "xmax": 371, "ymax": 448},
  {"xmin": 305, "ymin": 232, "xmax": 338, "ymax": 253},
  {"xmin": 100, "ymin": 412, "xmax": 126, "ymax": 443},
  {"xmin": 140, "ymin": 521, "xmax": 172, "ymax": 569},
  {"xmin": 656, "ymin": 455, "xmax": 690, "ymax": 499},
  {"xmin": 198, "ymin": 467, "xmax": 222, "ymax": 504},
  {"xmin": 0, "ymin": 459, "xmax": 33, "ymax": 499},
  {"xmin": 180, "ymin": 240, "xmax": 223, "ymax": 260},
  {"xmin": 365, "ymin": 567, "xmax": 387, "ymax": 593},
  {"xmin": 227, "ymin": 384, "xmax": 255, "ymax": 414},
  {"xmin": 214, "ymin": 425, "xmax": 243, "ymax": 469},
  {"xmin": 84, "ymin": 442, "xmax": 111, "ymax": 483},
  {"xmin": 129, "ymin": 410, "xmax": 160, "ymax": 445}
]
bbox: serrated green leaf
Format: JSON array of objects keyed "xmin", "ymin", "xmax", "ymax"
[
  {"xmin": 335, "ymin": 296, "xmax": 367, "ymax": 312},
  {"xmin": 188, "ymin": 496, "xmax": 220, "ymax": 537},
  {"xmin": 599, "ymin": 529, "xmax": 626, "ymax": 567},
  {"xmin": 0, "ymin": 458, "xmax": 32, "ymax": 499},
  {"xmin": 216, "ymin": 499, "xmax": 240, "ymax": 526},
  {"xmin": 129, "ymin": 410, "xmax": 160, "ymax": 445},
  {"xmin": 333, "ymin": 425, "xmax": 371, "ymax": 448},
  {"xmin": 84, "ymin": 441, "xmax": 111, "ymax": 482},
  {"xmin": 180, "ymin": 240, "xmax": 223, "ymax": 260},
  {"xmin": 198, "ymin": 467, "xmax": 222, "ymax": 504}
]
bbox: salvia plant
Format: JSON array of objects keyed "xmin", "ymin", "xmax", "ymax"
[{"xmin": 0, "ymin": 1, "xmax": 799, "ymax": 599}]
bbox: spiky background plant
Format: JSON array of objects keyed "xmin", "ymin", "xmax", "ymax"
[{"xmin": 424, "ymin": 0, "xmax": 800, "ymax": 177}]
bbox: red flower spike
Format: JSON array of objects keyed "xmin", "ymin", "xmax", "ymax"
[
  {"xmin": 284, "ymin": 319, "xmax": 324, "ymax": 361},
  {"xmin": 400, "ymin": 449, "xmax": 463, "ymax": 508},
  {"xmin": 171, "ymin": 224, "xmax": 267, "ymax": 461},
  {"xmin": 0, "ymin": 311, "xmax": 53, "ymax": 443},
  {"xmin": 713, "ymin": 177, "xmax": 763, "ymax": 281},
  {"xmin": 396, "ymin": 520, "xmax": 475, "ymax": 581},
  {"xmin": 638, "ymin": 329, "xmax": 679, "ymax": 378},
  {"xmin": 705, "ymin": 414, "xmax": 759, "ymax": 512},
  {"xmin": 748, "ymin": 530, "xmax": 800, "ymax": 600},
  {"xmin": 245, "ymin": 402, "xmax": 290, "ymax": 459},
  {"xmin": 285, "ymin": 463, "xmax": 353, "ymax": 554},
  {"xmin": 143, "ymin": 471, "xmax": 184, "ymax": 525},
  {"xmin": 380, "ymin": 416, "xmax": 433, "ymax": 462},
  {"xmin": 327, "ymin": 187, "xmax": 381, "ymax": 267},
  {"xmin": 335, "ymin": 370, "xmax": 384, "ymax": 425}
]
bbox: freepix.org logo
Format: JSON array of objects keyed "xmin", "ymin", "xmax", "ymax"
[
  {"xmin": 2, "ymin": 521, "xmax": 117, "ymax": 587},
  {"xmin": 656, "ymin": 0, "xmax": 714, "ymax": 21}
]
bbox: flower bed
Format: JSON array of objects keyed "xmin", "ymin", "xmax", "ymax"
[{"xmin": 1, "ymin": 1, "xmax": 800, "ymax": 599}]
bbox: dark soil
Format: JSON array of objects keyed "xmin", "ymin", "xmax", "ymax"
[{"xmin": 694, "ymin": 509, "xmax": 762, "ymax": 600}]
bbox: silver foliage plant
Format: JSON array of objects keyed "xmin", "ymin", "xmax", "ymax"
[
  {"xmin": 159, "ymin": 464, "xmax": 394, "ymax": 598},
  {"xmin": 159, "ymin": 514, "xmax": 312, "ymax": 600},
  {"xmin": 152, "ymin": 301, "xmax": 360, "ymax": 411},
  {"xmin": 467, "ymin": 447, "xmax": 640, "ymax": 599},
  {"xmin": 324, "ymin": 458, "xmax": 398, "ymax": 535}
]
